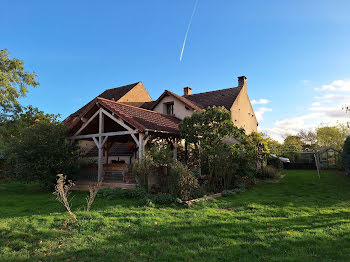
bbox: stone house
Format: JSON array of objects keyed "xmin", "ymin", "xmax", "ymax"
[{"xmin": 64, "ymin": 76, "xmax": 258, "ymax": 188}]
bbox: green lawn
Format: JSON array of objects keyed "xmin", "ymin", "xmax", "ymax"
[{"xmin": 1, "ymin": 170, "xmax": 350, "ymax": 262}]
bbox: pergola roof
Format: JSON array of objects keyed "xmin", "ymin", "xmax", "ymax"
[{"xmin": 67, "ymin": 97, "xmax": 181, "ymax": 136}]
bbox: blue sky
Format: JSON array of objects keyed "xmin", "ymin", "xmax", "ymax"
[{"xmin": 3, "ymin": 0, "xmax": 350, "ymax": 141}]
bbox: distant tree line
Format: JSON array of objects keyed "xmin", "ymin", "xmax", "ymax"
[{"xmin": 262, "ymin": 123, "xmax": 350, "ymax": 162}]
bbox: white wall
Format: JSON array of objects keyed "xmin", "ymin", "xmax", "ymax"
[
  {"xmin": 230, "ymin": 87, "xmax": 258, "ymax": 134},
  {"xmin": 153, "ymin": 95, "xmax": 194, "ymax": 120}
]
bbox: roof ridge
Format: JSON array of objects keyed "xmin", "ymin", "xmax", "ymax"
[
  {"xmin": 101, "ymin": 81, "xmax": 141, "ymax": 92},
  {"xmin": 96, "ymin": 97, "xmax": 181, "ymax": 119},
  {"xmin": 184, "ymin": 86, "xmax": 241, "ymax": 97},
  {"xmin": 165, "ymin": 90, "xmax": 203, "ymax": 111}
]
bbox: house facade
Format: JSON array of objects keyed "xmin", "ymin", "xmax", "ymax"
[
  {"xmin": 147, "ymin": 76, "xmax": 258, "ymax": 134},
  {"xmin": 64, "ymin": 76, "xmax": 258, "ymax": 188}
]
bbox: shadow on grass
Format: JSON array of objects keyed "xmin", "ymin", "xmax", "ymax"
[
  {"xmin": 3, "ymin": 215, "xmax": 350, "ymax": 262},
  {"xmin": 1, "ymin": 169, "xmax": 350, "ymax": 220}
]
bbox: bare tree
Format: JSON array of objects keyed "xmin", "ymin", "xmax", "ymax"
[{"xmin": 298, "ymin": 129, "xmax": 317, "ymax": 147}]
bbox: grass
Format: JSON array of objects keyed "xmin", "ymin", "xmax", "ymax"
[{"xmin": 1, "ymin": 170, "xmax": 350, "ymax": 261}]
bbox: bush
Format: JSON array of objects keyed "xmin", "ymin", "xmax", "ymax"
[
  {"xmin": 152, "ymin": 193, "xmax": 181, "ymax": 205},
  {"xmin": 138, "ymin": 197, "xmax": 155, "ymax": 207},
  {"xmin": 344, "ymin": 137, "xmax": 350, "ymax": 176},
  {"xmin": 190, "ymin": 185, "xmax": 206, "ymax": 199},
  {"xmin": 98, "ymin": 187, "xmax": 148, "ymax": 200},
  {"xmin": 268, "ymin": 158, "xmax": 284, "ymax": 170},
  {"xmin": 222, "ymin": 184, "xmax": 247, "ymax": 197},
  {"xmin": 256, "ymin": 165, "xmax": 280, "ymax": 180},
  {"xmin": 169, "ymin": 161, "xmax": 199, "ymax": 201},
  {"xmin": 221, "ymin": 190, "xmax": 236, "ymax": 197},
  {"xmin": 2, "ymin": 120, "xmax": 80, "ymax": 190},
  {"xmin": 132, "ymin": 155, "xmax": 153, "ymax": 188},
  {"xmin": 132, "ymin": 146, "xmax": 174, "ymax": 189},
  {"xmin": 123, "ymin": 187, "xmax": 148, "ymax": 198}
]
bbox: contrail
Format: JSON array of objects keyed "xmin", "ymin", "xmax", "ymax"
[{"xmin": 180, "ymin": 0, "xmax": 199, "ymax": 62}]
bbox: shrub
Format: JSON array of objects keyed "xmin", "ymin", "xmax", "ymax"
[
  {"xmin": 257, "ymin": 165, "xmax": 280, "ymax": 180},
  {"xmin": 190, "ymin": 185, "xmax": 206, "ymax": 199},
  {"xmin": 222, "ymin": 184, "xmax": 247, "ymax": 197},
  {"xmin": 86, "ymin": 180, "xmax": 103, "ymax": 211},
  {"xmin": 53, "ymin": 174, "xmax": 76, "ymax": 220},
  {"xmin": 169, "ymin": 161, "xmax": 199, "ymax": 201},
  {"xmin": 132, "ymin": 146, "xmax": 175, "ymax": 189},
  {"xmin": 98, "ymin": 187, "xmax": 148, "ymax": 200},
  {"xmin": 152, "ymin": 193, "xmax": 181, "ymax": 205},
  {"xmin": 132, "ymin": 154, "xmax": 153, "ymax": 188},
  {"xmin": 2, "ymin": 119, "xmax": 80, "ymax": 190},
  {"xmin": 138, "ymin": 197, "xmax": 155, "ymax": 207},
  {"xmin": 123, "ymin": 187, "xmax": 148, "ymax": 198},
  {"xmin": 344, "ymin": 136, "xmax": 350, "ymax": 176},
  {"xmin": 268, "ymin": 157, "xmax": 284, "ymax": 170},
  {"xmin": 97, "ymin": 188, "xmax": 119, "ymax": 197},
  {"xmin": 222, "ymin": 190, "xmax": 236, "ymax": 197}
]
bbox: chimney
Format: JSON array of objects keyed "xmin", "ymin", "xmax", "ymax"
[
  {"xmin": 184, "ymin": 87, "xmax": 192, "ymax": 96},
  {"xmin": 238, "ymin": 76, "xmax": 247, "ymax": 88}
]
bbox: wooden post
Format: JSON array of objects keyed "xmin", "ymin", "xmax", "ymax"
[
  {"xmin": 173, "ymin": 141, "xmax": 178, "ymax": 160},
  {"xmin": 138, "ymin": 133, "xmax": 144, "ymax": 159},
  {"xmin": 105, "ymin": 149, "xmax": 109, "ymax": 165},
  {"xmin": 98, "ymin": 110, "xmax": 104, "ymax": 182}
]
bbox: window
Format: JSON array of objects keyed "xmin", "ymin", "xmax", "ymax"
[{"xmin": 164, "ymin": 102, "xmax": 174, "ymax": 115}]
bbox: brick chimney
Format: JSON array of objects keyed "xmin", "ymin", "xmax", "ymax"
[
  {"xmin": 238, "ymin": 76, "xmax": 247, "ymax": 88},
  {"xmin": 184, "ymin": 87, "xmax": 192, "ymax": 96}
]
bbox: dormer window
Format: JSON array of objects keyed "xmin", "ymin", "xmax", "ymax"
[{"xmin": 164, "ymin": 102, "xmax": 174, "ymax": 115}]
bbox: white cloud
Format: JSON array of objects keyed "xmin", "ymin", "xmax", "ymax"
[
  {"xmin": 315, "ymin": 94, "xmax": 350, "ymax": 101},
  {"xmin": 315, "ymin": 79, "xmax": 350, "ymax": 92},
  {"xmin": 261, "ymin": 79, "xmax": 350, "ymax": 142},
  {"xmin": 251, "ymin": 98, "xmax": 270, "ymax": 105},
  {"xmin": 255, "ymin": 107, "xmax": 272, "ymax": 121},
  {"xmin": 263, "ymin": 108, "xmax": 348, "ymax": 142}
]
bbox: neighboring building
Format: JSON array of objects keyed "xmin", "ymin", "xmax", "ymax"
[{"xmin": 64, "ymin": 76, "xmax": 258, "ymax": 188}]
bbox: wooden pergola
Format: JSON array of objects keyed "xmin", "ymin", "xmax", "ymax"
[{"xmin": 67, "ymin": 97, "xmax": 181, "ymax": 181}]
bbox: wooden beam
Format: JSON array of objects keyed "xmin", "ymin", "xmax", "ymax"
[
  {"xmin": 73, "ymin": 108, "xmax": 101, "ymax": 137},
  {"xmin": 97, "ymin": 110, "xmax": 104, "ymax": 182},
  {"xmin": 100, "ymin": 108, "xmax": 140, "ymax": 146},
  {"xmin": 101, "ymin": 108, "xmax": 132, "ymax": 131},
  {"xmin": 92, "ymin": 137, "xmax": 99, "ymax": 147},
  {"xmin": 101, "ymin": 136, "xmax": 108, "ymax": 148},
  {"xmin": 144, "ymin": 136, "xmax": 150, "ymax": 146},
  {"xmin": 69, "ymin": 130, "xmax": 138, "ymax": 140}
]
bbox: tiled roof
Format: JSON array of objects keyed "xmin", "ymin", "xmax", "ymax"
[
  {"xmin": 140, "ymin": 101, "xmax": 156, "ymax": 110},
  {"xmin": 150, "ymin": 90, "xmax": 203, "ymax": 112},
  {"xmin": 97, "ymin": 97, "xmax": 180, "ymax": 134},
  {"xmin": 67, "ymin": 82, "xmax": 140, "ymax": 119},
  {"xmin": 183, "ymin": 86, "xmax": 243, "ymax": 110},
  {"xmin": 165, "ymin": 90, "xmax": 203, "ymax": 111},
  {"xmin": 98, "ymin": 82, "xmax": 140, "ymax": 101}
]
